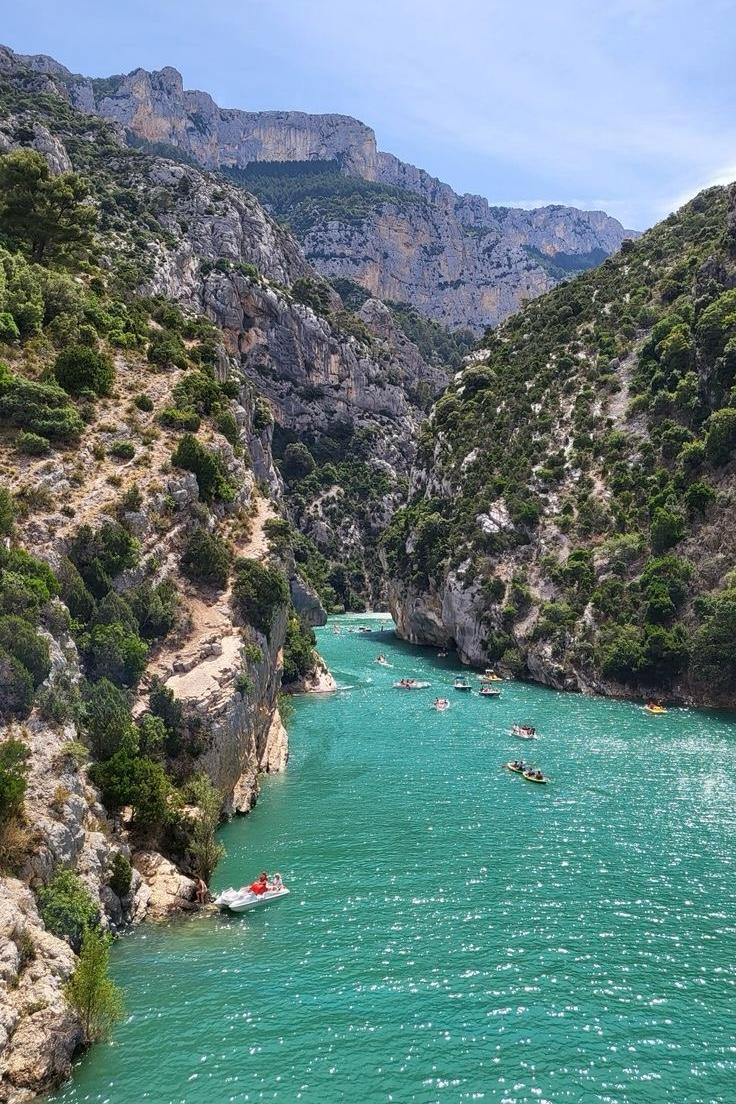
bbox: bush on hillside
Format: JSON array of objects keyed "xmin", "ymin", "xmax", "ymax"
[
  {"xmin": 54, "ymin": 345, "xmax": 114, "ymax": 396},
  {"xmin": 83, "ymin": 678, "xmax": 137, "ymax": 761},
  {"xmin": 0, "ymin": 738, "xmax": 30, "ymax": 826},
  {"xmin": 0, "ymin": 616, "xmax": 51, "ymax": 687},
  {"xmin": 171, "ymin": 434, "xmax": 235, "ymax": 503},
  {"xmin": 37, "ymin": 868, "xmax": 99, "ymax": 950},
  {"xmin": 231, "ymin": 558, "xmax": 289, "ymax": 639},
  {"xmin": 180, "ymin": 529, "xmax": 230, "ymax": 589},
  {"xmin": 82, "ymin": 622, "xmax": 148, "ymax": 687},
  {"xmin": 0, "ymin": 650, "xmax": 34, "ymax": 719},
  {"xmin": 0, "ymin": 364, "xmax": 83, "ymax": 441},
  {"xmin": 705, "ymin": 408, "xmax": 736, "ymax": 465}
]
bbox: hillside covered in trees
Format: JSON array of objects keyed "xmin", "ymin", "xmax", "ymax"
[{"xmin": 386, "ymin": 184, "xmax": 736, "ymax": 705}]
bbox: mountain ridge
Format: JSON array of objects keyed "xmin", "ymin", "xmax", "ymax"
[{"xmin": 2, "ymin": 45, "xmax": 637, "ymax": 331}]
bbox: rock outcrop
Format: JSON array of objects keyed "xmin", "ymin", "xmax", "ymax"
[{"xmin": 4, "ymin": 46, "xmax": 636, "ymax": 332}]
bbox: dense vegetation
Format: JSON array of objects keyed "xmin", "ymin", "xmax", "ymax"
[
  {"xmin": 386, "ymin": 186, "xmax": 736, "ymax": 700},
  {"xmin": 226, "ymin": 159, "xmax": 422, "ymax": 237}
]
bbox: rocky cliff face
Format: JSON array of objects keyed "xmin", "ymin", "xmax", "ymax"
[
  {"xmin": 385, "ymin": 185, "xmax": 736, "ymax": 706},
  {"xmin": 5, "ymin": 46, "xmax": 636, "ymax": 332}
]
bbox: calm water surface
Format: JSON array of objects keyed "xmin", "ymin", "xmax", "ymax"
[{"xmin": 51, "ymin": 614, "xmax": 736, "ymax": 1103}]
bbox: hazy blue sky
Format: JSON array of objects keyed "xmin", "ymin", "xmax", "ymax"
[{"xmin": 4, "ymin": 0, "xmax": 736, "ymax": 228}]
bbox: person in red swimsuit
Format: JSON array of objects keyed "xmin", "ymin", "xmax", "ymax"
[{"xmin": 249, "ymin": 872, "xmax": 269, "ymax": 895}]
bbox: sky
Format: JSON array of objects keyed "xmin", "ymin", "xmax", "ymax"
[{"xmin": 3, "ymin": 0, "xmax": 736, "ymax": 229}]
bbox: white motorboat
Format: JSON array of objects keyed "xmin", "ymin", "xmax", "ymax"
[
  {"xmin": 214, "ymin": 885, "xmax": 290, "ymax": 913},
  {"xmin": 511, "ymin": 724, "xmax": 538, "ymax": 740},
  {"xmin": 453, "ymin": 677, "xmax": 472, "ymax": 691}
]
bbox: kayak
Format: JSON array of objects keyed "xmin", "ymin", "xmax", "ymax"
[
  {"xmin": 522, "ymin": 771, "xmax": 548, "ymax": 784},
  {"xmin": 214, "ymin": 886, "xmax": 290, "ymax": 912},
  {"xmin": 504, "ymin": 762, "xmax": 525, "ymax": 774},
  {"xmin": 644, "ymin": 705, "xmax": 668, "ymax": 715},
  {"xmin": 393, "ymin": 680, "xmax": 431, "ymax": 689},
  {"xmin": 479, "ymin": 672, "xmax": 503, "ymax": 682}
]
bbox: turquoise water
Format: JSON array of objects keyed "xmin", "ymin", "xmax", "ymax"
[{"xmin": 51, "ymin": 614, "xmax": 736, "ymax": 1103}]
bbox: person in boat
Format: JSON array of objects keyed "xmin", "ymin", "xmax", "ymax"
[
  {"xmin": 270, "ymin": 873, "xmax": 283, "ymax": 892},
  {"xmin": 249, "ymin": 871, "xmax": 269, "ymax": 896}
]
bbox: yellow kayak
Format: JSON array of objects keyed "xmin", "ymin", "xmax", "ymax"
[
  {"xmin": 644, "ymin": 705, "xmax": 668, "ymax": 715},
  {"xmin": 522, "ymin": 771, "xmax": 548, "ymax": 784},
  {"xmin": 480, "ymin": 673, "xmax": 503, "ymax": 683}
]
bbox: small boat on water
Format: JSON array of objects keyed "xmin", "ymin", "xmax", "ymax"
[
  {"xmin": 432, "ymin": 698, "xmax": 450, "ymax": 710},
  {"xmin": 511, "ymin": 724, "xmax": 538, "ymax": 740},
  {"xmin": 505, "ymin": 761, "xmax": 526, "ymax": 774},
  {"xmin": 478, "ymin": 686, "xmax": 501, "ymax": 698},
  {"xmin": 214, "ymin": 884, "xmax": 290, "ymax": 913},
  {"xmin": 453, "ymin": 676, "xmax": 472, "ymax": 692},
  {"xmin": 437, "ymin": 650, "xmax": 448, "ymax": 658},
  {"xmin": 375, "ymin": 655, "xmax": 392, "ymax": 667},
  {"xmin": 522, "ymin": 770, "xmax": 548, "ymax": 784},
  {"xmin": 393, "ymin": 678, "xmax": 431, "ymax": 689},
  {"xmin": 644, "ymin": 702, "xmax": 668, "ymax": 715},
  {"xmin": 479, "ymin": 668, "xmax": 503, "ymax": 683}
]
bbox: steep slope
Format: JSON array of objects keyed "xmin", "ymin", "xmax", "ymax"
[
  {"xmin": 386, "ymin": 184, "xmax": 736, "ymax": 707},
  {"xmin": 0, "ymin": 50, "xmax": 449, "ymax": 1100},
  {"xmin": 5, "ymin": 47, "xmax": 635, "ymax": 332}
]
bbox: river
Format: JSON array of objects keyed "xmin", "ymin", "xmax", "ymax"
[{"xmin": 50, "ymin": 613, "xmax": 736, "ymax": 1103}]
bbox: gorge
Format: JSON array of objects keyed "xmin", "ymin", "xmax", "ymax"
[{"xmin": 0, "ymin": 36, "xmax": 735, "ymax": 1104}]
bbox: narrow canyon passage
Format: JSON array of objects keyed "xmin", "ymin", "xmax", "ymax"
[{"xmin": 51, "ymin": 616, "xmax": 736, "ymax": 1104}]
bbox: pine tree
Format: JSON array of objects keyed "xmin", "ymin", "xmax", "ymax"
[{"xmin": 65, "ymin": 928, "xmax": 124, "ymax": 1042}]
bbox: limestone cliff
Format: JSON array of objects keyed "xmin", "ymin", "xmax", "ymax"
[{"xmin": 5, "ymin": 46, "xmax": 636, "ymax": 332}]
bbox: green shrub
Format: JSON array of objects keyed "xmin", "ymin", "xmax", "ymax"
[
  {"xmin": 705, "ymin": 408, "xmax": 736, "ymax": 465},
  {"xmin": 83, "ymin": 622, "xmax": 148, "ymax": 687},
  {"xmin": 231, "ymin": 558, "xmax": 289, "ymax": 638},
  {"xmin": 147, "ymin": 330, "xmax": 187, "ymax": 369},
  {"xmin": 180, "ymin": 529, "xmax": 230, "ymax": 589},
  {"xmin": 0, "ymin": 364, "xmax": 83, "ymax": 441},
  {"xmin": 127, "ymin": 580, "xmax": 178, "ymax": 640},
  {"xmin": 108, "ymin": 440, "xmax": 135, "ymax": 460},
  {"xmin": 252, "ymin": 397, "xmax": 272, "ymax": 433},
  {"xmin": 597, "ymin": 624, "xmax": 645, "ymax": 682},
  {"xmin": 57, "ymin": 557, "xmax": 96, "ymax": 622},
  {"xmin": 0, "ymin": 738, "xmax": 30, "ymax": 825},
  {"xmin": 650, "ymin": 507, "xmax": 685, "ymax": 553},
  {"xmin": 37, "ymin": 869, "xmax": 99, "ymax": 950},
  {"xmin": 65, "ymin": 927, "xmax": 124, "ymax": 1042},
  {"xmin": 68, "ymin": 522, "xmax": 139, "ymax": 597},
  {"xmin": 133, "ymin": 393, "xmax": 153, "ymax": 412},
  {"xmin": 171, "ymin": 434, "xmax": 235, "ymax": 502},
  {"xmin": 83, "ymin": 677, "xmax": 136, "ymax": 761},
  {"xmin": 108, "ymin": 851, "xmax": 132, "ymax": 898},
  {"xmin": 137, "ymin": 713, "xmax": 166, "ymax": 759},
  {"xmin": 282, "ymin": 612, "xmax": 316, "ymax": 683},
  {"xmin": 54, "ymin": 345, "xmax": 114, "ymax": 396},
  {"xmin": 691, "ymin": 588, "xmax": 736, "ymax": 692},
  {"xmin": 17, "ymin": 430, "xmax": 50, "ymax": 455},
  {"xmin": 172, "ymin": 371, "xmax": 221, "ymax": 414},
  {"xmin": 0, "ymin": 486, "xmax": 14, "ymax": 536},
  {"xmin": 90, "ymin": 751, "xmax": 172, "ymax": 836},
  {"xmin": 0, "ymin": 649, "xmax": 34, "ymax": 718},
  {"xmin": 157, "ymin": 406, "xmax": 201, "ymax": 432},
  {"xmin": 215, "ymin": 410, "xmax": 238, "ymax": 445},
  {"xmin": 0, "ymin": 616, "xmax": 51, "ymax": 687},
  {"xmin": 282, "ymin": 442, "xmax": 316, "ymax": 482}
]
